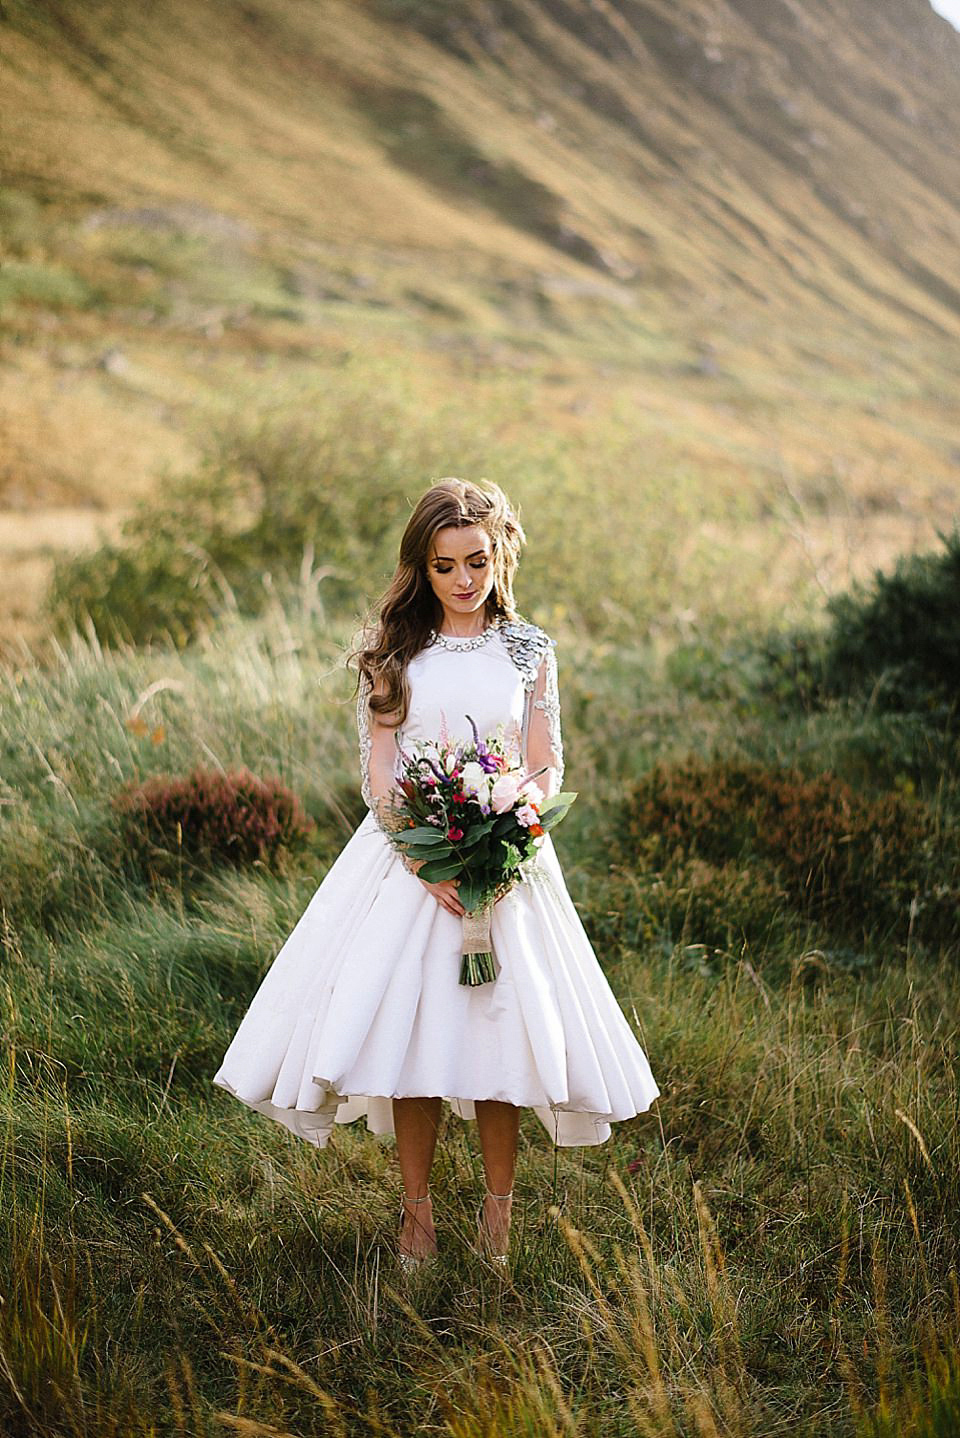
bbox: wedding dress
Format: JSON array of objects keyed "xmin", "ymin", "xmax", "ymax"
[{"xmin": 212, "ymin": 617, "xmax": 661, "ymax": 1147}]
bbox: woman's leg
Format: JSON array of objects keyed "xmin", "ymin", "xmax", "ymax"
[
  {"xmin": 393, "ymin": 1096, "xmax": 442, "ymax": 1259},
  {"xmin": 475, "ymin": 1099, "xmax": 520, "ymax": 1253}
]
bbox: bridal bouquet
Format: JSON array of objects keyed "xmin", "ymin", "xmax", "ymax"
[{"xmin": 378, "ymin": 716, "xmax": 576, "ymax": 985}]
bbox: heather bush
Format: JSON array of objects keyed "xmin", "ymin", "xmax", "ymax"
[
  {"xmin": 612, "ymin": 757, "xmax": 959, "ymax": 948},
  {"xmin": 111, "ymin": 765, "xmax": 315, "ymax": 880}
]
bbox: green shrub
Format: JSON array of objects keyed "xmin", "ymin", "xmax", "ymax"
[
  {"xmin": 821, "ymin": 525, "xmax": 960, "ymax": 715},
  {"xmin": 759, "ymin": 528, "xmax": 960, "ymax": 723},
  {"xmin": 44, "ymin": 406, "xmax": 423, "ymax": 648},
  {"xmin": 613, "ymin": 757, "xmax": 959, "ymax": 948},
  {"xmin": 111, "ymin": 765, "xmax": 315, "ymax": 880},
  {"xmin": 752, "ymin": 624, "xmax": 830, "ymax": 714}
]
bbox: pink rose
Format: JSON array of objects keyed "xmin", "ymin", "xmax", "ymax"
[{"xmin": 490, "ymin": 773, "xmax": 521, "ymax": 813}]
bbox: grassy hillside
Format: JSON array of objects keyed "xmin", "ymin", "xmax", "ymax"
[{"xmin": 1, "ymin": 0, "xmax": 960, "ymax": 651}]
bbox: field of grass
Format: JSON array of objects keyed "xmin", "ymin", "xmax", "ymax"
[{"xmin": 2, "ymin": 488, "xmax": 959, "ymax": 1432}]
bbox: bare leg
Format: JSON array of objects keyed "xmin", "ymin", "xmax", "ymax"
[
  {"xmin": 393, "ymin": 1096, "xmax": 442, "ymax": 1259},
  {"xmin": 475, "ymin": 1099, "xmax": 520, "ymax": 1254}
]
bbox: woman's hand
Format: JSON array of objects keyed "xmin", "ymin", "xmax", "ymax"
[
  {"xmin": 404, "ymin": 855, "xmax": 465, "ymax": 916},
  {"xmin": 421, "ymin": 877, "xmax": 466, "ymax": 916}
]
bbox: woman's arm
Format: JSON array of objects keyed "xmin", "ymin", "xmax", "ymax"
[
  {"xmin": 525, "ymin": 642, "xmax": 564, "ymax": 800},
  {"xmin": 365, "ymin": 673, "xmax": 464, "ymax": 914},
  {"xmin": 367, "ymin": 674, "xmax": 403, "ymax": 828}
]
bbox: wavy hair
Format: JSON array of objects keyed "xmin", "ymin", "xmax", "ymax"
[{"xmin": 349, "ymin": 478, "xmax": 526, "ymax": 728}]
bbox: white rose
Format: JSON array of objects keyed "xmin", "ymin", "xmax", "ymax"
[
  {"xmin": 460, "ymin": 760, "xmax": 485, "ymax": 791},
  {"xmin": 459, "ymin": 761, "xmax": 490, "ymax": 804}
]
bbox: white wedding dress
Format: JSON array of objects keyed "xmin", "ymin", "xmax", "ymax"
[{"xmin": 212, "ymin": 617, "xmax": 660, "ymax": 1147}]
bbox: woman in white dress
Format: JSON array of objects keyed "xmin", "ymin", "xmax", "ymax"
[{"xmin": 212, "ymin": 478, "xmax": 660, "ymax": 1273}]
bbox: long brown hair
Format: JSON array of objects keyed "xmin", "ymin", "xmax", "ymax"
[{"xmin": 349, "ymin": 478, "xmax": 527, "ymax": 728}]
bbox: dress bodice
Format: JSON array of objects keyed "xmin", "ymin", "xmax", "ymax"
[
  {"xmin": 398, "ymin": 628, "xmax": 525, "ymax": 756},
  {"xmin": 355, "ymin": 617, "xmax": 563, "ymax": 813}
]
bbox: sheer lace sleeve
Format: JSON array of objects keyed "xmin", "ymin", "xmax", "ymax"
[
  {"xmin": 526, "ymin": 639, "xmax": 564, "ymax": 795},
  {"xmin": 356, "ymin": 667, "xmax": 375, "ymax": 812}
]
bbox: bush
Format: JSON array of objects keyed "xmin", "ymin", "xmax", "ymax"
[
  {"xmin": 44, "ymin": 404, "xmax": 424, "ymax": 648},
  {"xmin": 613, "ymin": 757, "xmax": 959, "ymax": 949},
  {"xmin": 758, "ymin": 528, "xmax": 960, "ymax": 723},
  {"xmin": 642, "ymin": 856, "xmax": 796, "ymax": 955},
  {"xmin": 111, "ymin": 766, "xmax": 315, "ymax": 879},
  {"xmin": 821, "ymin": 525, "xmax": 960, "ymax": 715},
  {"xmin": 752, "ymin": 625, "xmax": 830, "ymax": 714}
]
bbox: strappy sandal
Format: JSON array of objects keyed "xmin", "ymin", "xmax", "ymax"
[
  {"xmin": 397, "ymin": 1188, "xmax": 437, "ymax": 1275},
  {"xmin": 477, "ymin": 1186, "xmax": 513, "ymax": 1268}
]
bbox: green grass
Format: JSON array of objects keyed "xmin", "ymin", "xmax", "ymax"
[{"xmin": 1, "ymin": 582, "xmax": 958, "ymax": 1434}]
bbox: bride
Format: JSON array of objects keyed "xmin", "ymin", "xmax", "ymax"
[{"xmin": 212, "ymin": 478, "xmax": 660, "ymax": 1274}]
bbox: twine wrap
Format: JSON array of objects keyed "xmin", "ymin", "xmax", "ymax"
[
  {"xmin": 459, "ymin": 899, "xmax": 498, "ymax": 985},
  {"xmin": 461, "ymin": 901, "xmax": 493, "ymax": 955}
]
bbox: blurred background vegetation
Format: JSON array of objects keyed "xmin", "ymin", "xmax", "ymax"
[{"xmin": 2, "ymin": 0, "xmax": 960, "ymax": 1433}]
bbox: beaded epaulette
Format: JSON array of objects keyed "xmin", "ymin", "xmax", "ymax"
[{"xmin": 497, "ymin": 618, "xmax": 553, "ymax": 691}]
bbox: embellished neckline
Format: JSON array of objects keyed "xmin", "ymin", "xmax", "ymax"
[{"xmin": 428, "ymin": 618, "xmax": 502, "ymax": 651}]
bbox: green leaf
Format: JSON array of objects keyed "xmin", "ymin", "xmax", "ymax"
[
  {"xmin": 399, "ymin": 826, "xmax": 449, "ymax": 844},
  {"xmin": 418, "ymin": 857, "xmax": 465, "ymax": 882},
  {"xmin": 468, "ymin": 837, "xmax": 492, "ymax": 866},
  {"xmin": 397, "ymin": 843, "xmax": 454, "ymax": 862},
  {"xmin": 458, "ymin": 879, "xmax": 482, "ymax": 911},
  {"xmin": 539, "ymin": 791, "xmax": 578, "ymax": 817},
  {"xmin": 537, "ymin": 794, "xmax": 577, "ymax": 830}
]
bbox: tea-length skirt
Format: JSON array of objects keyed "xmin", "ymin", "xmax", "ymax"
[{"xmin": 212, "ymin": 811, "xmax": 660, "ymax": 1147}]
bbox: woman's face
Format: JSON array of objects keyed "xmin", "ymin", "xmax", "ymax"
[{"xmin": 425, "ymin": 523, "xmax": 495, "ymax": 628}]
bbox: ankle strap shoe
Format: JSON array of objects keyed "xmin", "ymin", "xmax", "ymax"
[{"xmin": 398, "ymin": 1188, "xmax": 437, "ymax": 1275}]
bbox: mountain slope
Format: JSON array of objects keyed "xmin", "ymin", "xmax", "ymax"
[
  {"xmin": 1, "ymin": 0, "xmax": 959, "ymax": 648},
  {"xmin": 4, "ymin": 0, "xmax": 960, "ymax": 331}
]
